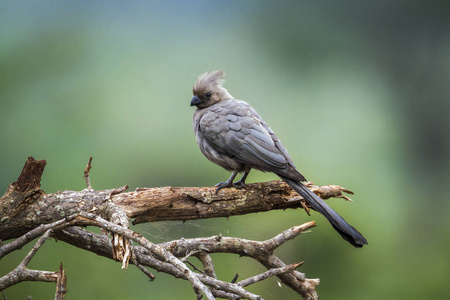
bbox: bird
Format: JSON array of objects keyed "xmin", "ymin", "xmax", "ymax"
[{"xmin": 190, "ymin": 70, "xmax": 368, "ymax": 247}]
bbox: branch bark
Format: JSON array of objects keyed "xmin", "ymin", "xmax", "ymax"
[{"xmin": 0, "ymin": 157, "xmax": 355, "ymax": 299}]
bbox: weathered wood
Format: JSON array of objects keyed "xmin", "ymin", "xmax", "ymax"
[
  {"xmin": 0, "ymin": 157, "xmax": 46, "ymax": 225},
  {"xmin": 0, "ymin": 187, "xmax": 121, "ymax": 240},
  {"xmin": 112, "ymin": 181, "xmax": 352, "ymax": 225}
]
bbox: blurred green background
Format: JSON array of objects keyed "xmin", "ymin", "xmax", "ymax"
[{"xmin": 1, "ymin": 1, "xmax": 449, "ymax": 299}]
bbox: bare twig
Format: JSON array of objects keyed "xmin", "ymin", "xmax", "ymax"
[
  {"xmin": 262, "ymin": 221, "xmax": 316, "ymax": 251},
  {"xmin": 195, "ymin": 274, "xmax": 262, "ymax": 300},
  {"xmin": 238, "ymin": 262, "xmax": 304, "ymax": 287},
  {"xmin": 84, "ymin": 156, "xmax": 93, "ymax": 190},
  {"xmin": 0, "ymin": 217, "xmax": 77, "ymax": 259},
  {"xmin": 130, "ymin": 256, "xmax": 155, "ymax": 281},
  {"xmin": 20, "ymin": 229, "xmax": 53, "ymax": 267},
  {"xmin": 0, "ymin": 230, "xmax": 55, "ymax": 291},
  {"xmin": 54, "ymin": 263, "xmax": 67, "ymax": 300}
]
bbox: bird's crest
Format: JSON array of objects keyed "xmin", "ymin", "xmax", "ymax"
[{"xmin": 193, "ymin": 70, "xmax": 227, "ymax": 94}]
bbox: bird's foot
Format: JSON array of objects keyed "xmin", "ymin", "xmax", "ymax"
[
  {"xmin": 214, "ymin": 181, "xmax": 234, "ymax": 194},
  {"xmin": 214, "ymin": 180, "xmax": 246, "ymax": 194},
  {"xmin": 214, "ymin": 171, "xmax": 248, "ymax": 194},
  {"xmin": 232, "ymin": 180, "xmax": 246, "ymax": 190},
  {"xmin": 232, "ymin": 171, "xmax": 248, "ymax": 190}
]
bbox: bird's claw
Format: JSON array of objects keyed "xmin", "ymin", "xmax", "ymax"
[
  {"xmin": 214, "ymin": 181, "xmax": 246, "ymax": 194},
  {"xmin": 214, "ymin": 181, "xmax": 231, "ymax": 188},
  {"xmin": 232, "ymin": 181, "xmax": 246, "ymax": 189},
  {"xmin": 214, "ymin": 181, "xmax": 233, "ymax": 194}
]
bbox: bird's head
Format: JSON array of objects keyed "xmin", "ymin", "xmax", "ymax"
[{"xmin": 190, "ymin": 70, "xmax": 233, "ymax": 109}]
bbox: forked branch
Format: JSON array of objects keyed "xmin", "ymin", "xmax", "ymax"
[{"xmin": 0, "ymin": 157, "xmax": 357, "ymax": 299}]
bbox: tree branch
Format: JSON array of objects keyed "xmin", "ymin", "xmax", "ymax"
[
  {"xmin": 0, "ymin": 157, "xmax": 358, "ymax": 299},
  {"xmin": 54, "ymin": 224, "xmax": 312, "ymax": 299},
  {"xmin": 0, "ymin": 229, "xmax": 66, "ymax": 295},
  {"xmin": 112, "ymin": 181, "xmax": 353, "ymax": 224}
]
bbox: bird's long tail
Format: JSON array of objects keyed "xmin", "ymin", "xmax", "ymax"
[{"xmin": 279, "ymin": 175, "xmax": 368, "ymax": 247}]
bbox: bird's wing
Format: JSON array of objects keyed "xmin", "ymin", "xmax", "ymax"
[{"xmin": 199, "ymin": 100, "xmax": 291, "ymax": 172}]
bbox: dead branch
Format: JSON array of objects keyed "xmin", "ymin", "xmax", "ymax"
[
  {"xmin": 0, "ymin": 157, "xmax": 358, "ymax": 299},
  {"xmin": 0, "ymin": 229, "xmax": 66, "ymax": 295},
  {"xmin": 54, "ymin": 263, "xmax": 67, "ymax": 300},
  {"xmin": 76, "ymin": 211, "xmax": 216, "ymax": 299},
  {"xmin": 53, "ymin": 221, "xmax": 318, "ymax": 299},
  {"xmin": 0, "ymin": 216, "xmax": 79, "ymax": 259},
  {"xmin": 112, "ymin": 181, "xmax": 353, "ymax": 225},
  {"xmin": 84, "ymin": 156, "xmax": 93, "ymax": 190},
  {"xmin": 0, "ymin": 159, "xmax": 352, "ymax": 241}
]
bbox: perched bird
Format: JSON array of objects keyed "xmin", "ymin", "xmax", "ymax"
[{"xmin": 190, "ymin": 70, "xmax": 368, "ymax": 247}]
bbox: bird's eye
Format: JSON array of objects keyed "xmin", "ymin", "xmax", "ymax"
[{"xmin": 205, "ymin": 92, "xmax": 211, "ymax": 98}]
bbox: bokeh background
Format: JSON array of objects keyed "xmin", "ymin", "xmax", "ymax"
[{"xmin": 1, "ymin": 1, "xmax": 449, "ymax": 299}]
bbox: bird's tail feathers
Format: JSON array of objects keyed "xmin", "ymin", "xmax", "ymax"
[{"xmin": 279, "ymin": 176, "xmax": 368, "ymax": 247}]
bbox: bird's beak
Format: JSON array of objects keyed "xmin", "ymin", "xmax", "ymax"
[{"xmin": 190, "ymin": 95, "xmax": 201, "ymax": 107}]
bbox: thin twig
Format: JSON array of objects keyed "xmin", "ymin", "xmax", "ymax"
[
  {"xmin": 54, "ymin": 262, "xmax": 67, "ymax": 300},
  {"xmin": 19, "ymin": 229, "xmax": 53, "ymax": 267},
  {"xmin": 238, "ymin": 262, "xmax": 304, "ymax": 287},
  {"xmin": 0, "ymin": 216, "xmax": 79, "ymax": 259},
  {"xmin": 262, "ymin": 221, "xmax": 316, "ymax": 251},
  {"xmin": 84, "ymin": 156, "xmax": 93, "ymax": 190},
  {"xmin": 181, "ymin": 250, "xmax": 205, "ymax": 274},
  {"xmin": 196, "ymin": 274, "xmax": 262, "ymax": 300},
  {"xmin": 180, "ymin": 250, "xmax": 202, "ymax": 262},
  {"xmin": 130, "ymin": 257, "xmax": 155, "ymax": 281},
  {"xmin": 0, "ymin": 230, "xmax": 56, "ymax": 291}
]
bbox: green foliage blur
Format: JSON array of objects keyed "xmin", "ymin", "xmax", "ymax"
[{"xmin": 1, "ymin": 1, "xmax": 449, "ymax": 299}]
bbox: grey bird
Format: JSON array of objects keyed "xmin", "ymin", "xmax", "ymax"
[{"xmin": 190, "ymin": 70, "xmax": 368, "ymax": 248}]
